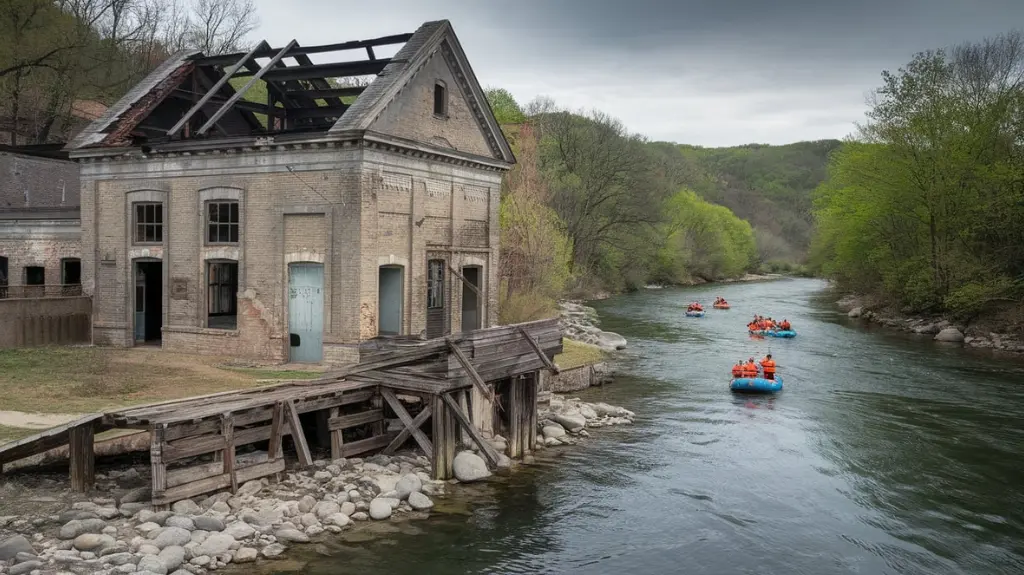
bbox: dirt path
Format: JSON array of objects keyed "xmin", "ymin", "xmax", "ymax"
[{"xmin": 0, "ymin": 410, "xmax": 84, "ymax": 429}]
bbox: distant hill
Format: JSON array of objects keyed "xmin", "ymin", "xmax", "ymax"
[{"xmin": 646, "ymin": 139, "xmax": 843, "ymax": 263}]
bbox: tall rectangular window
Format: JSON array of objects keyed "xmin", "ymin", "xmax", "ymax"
[
  {"xmin": 207, "ymin": 261, "xmax": 238, "ymax": 330},
  {"xmin": 207, "ymin": 201, "xmax": 239, "ymax": 244},
  {"xmin": 134, "ymin": 203, "xmax": 163, "ymax": 243},
  {"xmin": 427, "ymin": 259, "xmax": 445, "ymax": 309}
]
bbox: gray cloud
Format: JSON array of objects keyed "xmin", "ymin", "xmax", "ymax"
[{"xmin": 251, "ymin": 0, "xmax": 1024, "ymax": 146}]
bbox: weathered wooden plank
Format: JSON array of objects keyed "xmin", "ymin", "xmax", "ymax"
[
  {"xmin": 221, "ymin": 416, "xmax": 237, "ymax": 494},
  {"xmin": 163, "ymin": 433, "xmax": 227, "ymax": 463},
  {"xmin": 457, "ymin": 390, "xmax": 471, "ymax": 447},
  {"xmin": 166, "ymin": 460, "xmax": 222, "ymax": 488},
  {"xmin": 339, "ymin": 431, "xmax": 400, "ymax": 458},
  {"xmin": 154, "ymin": 458, "xmax": 285, "ymax": 506},
  {"xmin": 0, "ymin": 413, "xmax": 104, "ymax": 465},
  {"xmin": 329, "ymin": 407, "xmax": 343, "ymax": 460},
  {"xmin": 150, "ymin": 426, "xmax": 168, "ymax": 509},
  {"xmin": 382, "ymin": 406, "xmax": 430, "ymax": 455},
  {"xmin": 517, "ymin": 327, "xmax": 560, "ymax": 374},
  {"xmin": 267, "ymin": 402, "xmax": 284, "ymax": 461},
  {"xmin": 328, "ymin": 409, "xmax": 384, "ymax": 431},
  {"xmin": 441, "ymin": 392, "xmax": 500, "ymax": 467},
  {"xmin": 69, "ymin": 423, "xmax": 95, "ymax": 492},
  {"xmin": 430, "ymin": 396, "xmax": 453, "ymax": 480},
  {"xmin": 446, "ymin": 338, "xmax": 496, "ymax": 402},
  {"xmin": 508, "ymin": 376, "xmax": 522, "ymax": 459},
  {"xmin": 379, "ymin": 389, "xmax": 433, "ymax": 459},
  {"xmin": 284, "ymin": 400, "xmax": 312, "ymax": 468}
]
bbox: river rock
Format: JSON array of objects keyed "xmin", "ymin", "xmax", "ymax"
[
  {"xmin": 340, "ymin": 501, "xmax": 356, "ymax": 516},
  {"xmin": 262, "ymin": 543, "xmax": 286, "ymax": 558},
  {"xmin": 159, "ymin": 545, "xmax": 186, "ymax": 571},
  {"xmin": 10, "ymin": 561, "xmax": 43, "ymax": 575},
  {"xmin": 274, "ymin": 529, "xmax": 309, "ymax": 543},
  {"xmin": 935, "ymin": 327, "xmax": 965, "ymax": 343},
  {"xmin": 848, "ymin": 307, "xmax": 864, "ymax": 318},
  {"xmin": 0, "ymin": 535, "xmax": 35, "ymax": 560},
  {"xmin": 171, "ymin": 500, "xmax": 201, "ymax": 515},
  {"xmin": 152, "ymin": 527, "xmax": 192, "ymax": 550},
  {"xmin": 238, "ymin": 480, "xmax": 264, "ymax": 496},
  {"xmin": 139, "ymin": 510, "xmax": 173, "ymax": 525},
  {"xmin": 194, "ymin": 532, "xmax": 235, "ymax": 557},
  {"xmin": 407, "ymin": 492, "xmax": 434, "ymax": 511},
  {"xmin": 594, "ymin": 330, "xmax": 627, "ymax": 351},
  {"xmin": 550, "ymin": 412, "xmax": 587, "ymax": 431},
  {"xmin": 297, "ymin": 495, "xmax": 317, "ymax": 514},
  {"xmin": 452, "ymin": 451, "xmax": 491, "ymax": 482},
  {"xmin": 223, "ymin": 521, "xmax": 255, "ymax": 540},
  {"xmin": 314, "ymin": 501, "xmax": 341, "ymax": 521},
  {"xmin": 165, "ymin": 515, "xmax": 195, "ymax": 531},
  {"xmin": 395, "ymin": 474, "xmax": 422, "ymax": 500},
  {"xmin": 59, "ymin": 518, "xmax": 107, "ymax": 539},
  {"xmin": 193, "ymin": 516, "xmax": 225, "ymax": 532},
  {"xmin": 102, "ymin": 552, "xmax": 135, "ymax": 566},
  {"xmin": 138, "ymin": 553, "xmax": 169, "ymax": 574},
  {"xmin": 541, "ymin": 424, "xmax": 566, "ymax": 439},
  {"xmin": 73, "ymin": 533, "xmax": 115, "ymax": 552},
  {"xmin": 234, "ymin": 547, "xmax": 258, "ymax": 563},
  {"xmin": 368, "ymin": 498, "xmax": 392, "ymax": 520},
  {"xmin": 324, "ymin": 513, "xmax": 351, "ymax": 527},
  {"xmin": 138, "ymin": 543, "xmax": 160, "ymax": 555}
]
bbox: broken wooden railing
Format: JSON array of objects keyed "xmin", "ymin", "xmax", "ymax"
[{"xmin": 0, "ymin": 318, "xmax": 562, "ymax": 508}]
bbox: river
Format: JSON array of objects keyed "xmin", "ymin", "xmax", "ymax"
[{"xmin": 284, "ymin": 278, "xmax": 1024, "ymax": 575}]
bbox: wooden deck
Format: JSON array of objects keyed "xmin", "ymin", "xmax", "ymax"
[{"xmin": 0, "ymin": 318, "xmax": 563, "ymax": 508}]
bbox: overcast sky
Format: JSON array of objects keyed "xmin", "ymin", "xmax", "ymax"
[{"xmin": 250, "ymin": 0, "xmax": 1024, "ymax": 147}]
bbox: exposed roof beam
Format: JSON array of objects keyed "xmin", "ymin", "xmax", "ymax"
[
  {"xmin": 167, "ymin": 41, "xmax": 267, "ymax": 137},
  {"xmin": 286, "ymin": 106, "xmax": 350, "ymax": 120},
  {"xmin": 254, "ymin": 59, "xmax": 392, "ymax": 82},
  {"xmin": 197, "ymin": 40, "xmax": 298, "ymax": 136},
  {"xmin": 291, "ymin": 47, "xmax": 345, "ymax": 108},
  {"xmin": 283, "ymin": 87, "xmax": 365, "ymax": 99},
  {"xmin": 169, "ymin": 89, "xmax": 285, "ymax": 117},
  {"xmin": 192, "ymin": 33, "xmax": 413, "ymax": 67}
]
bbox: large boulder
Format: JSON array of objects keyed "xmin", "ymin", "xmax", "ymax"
[
  {"xmin": 368, "ymin": 499, "xmax": 392, "ymax": 520},
  {"xmin": 0, "ymin": 535, "xmax": 35, "ymax": 561},
  {"xmin": 935, "ymin": 327, "xmax": 965, "ymax": 343},
  {"xmin": 194, "ymin": 532, "xmax": 235, "ymax": 557},
  {"xmin": 408, "ymin": 492, "xmax": 434, "ymax": 511},
  {"xmin": 394, "ymin": 474, "xmax": 422, "ymax": 500},
  {"xmin": 550, "ymin": 412, "xmax": 587, "ymax": 431},
  {"xmin": 452, "ymin": 451, "xmax": 491, "ymax": 483},
  {"xmin": 594, "ymin": 330, "xmax": 627, "ymax": 351}
]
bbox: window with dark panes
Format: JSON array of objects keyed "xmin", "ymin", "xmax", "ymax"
[
  {"xmin": 433, "ymin": 82, "xmax": 447, "ymax": 117},
  {"xmin": 427, "ymin": 259, "xmax": 445, "ymax": 309},
  {"xmin": 134, "ymin": 203, "xmax": 163, "ymax": 243},
  {"xmin": 25, "ymin": 266, "xmax": 44, "ymax": 285},
  {"xmin": 207, "ymin": 261, "xmax": 238, "ymax": 330},
  {"xmin": 207, "ymin": 201, "xmax": 239, "ymax": 244},
  {"xmin": 62, "ymin": 258, "xmax": 81, "ymax": 285}
]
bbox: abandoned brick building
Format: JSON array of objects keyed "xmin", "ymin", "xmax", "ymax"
[
  {"xmin": 0, "ymin": 145, "xmax": 83, "ymax": 299},
  {"xmin": 65, "ymin": 20, "xmax": 515, "ymax": 364}
]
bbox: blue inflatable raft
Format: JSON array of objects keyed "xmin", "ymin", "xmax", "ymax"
[
  {"xmin": 730, "ymin": 376, "xmax": 784, "ymax": 393},
  {"xmin": 748, "ymin": 329, "xmax": 797, "ymax": 338},
  {"xmin": 685, "ymin": 310, "xmax": 705, "ymax": 317}
]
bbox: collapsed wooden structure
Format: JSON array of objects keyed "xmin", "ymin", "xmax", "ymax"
[{"xmin": 0, "ymin": 319, "xmax": 561, "ymax": 508}]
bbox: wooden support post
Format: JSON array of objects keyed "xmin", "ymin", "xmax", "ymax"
[
  {"xmin": 380, "ymin": 388, "xmax": 433, "ymax": 458},
  {"xmin": 457, "ymin": 390, "xmax": 471, "ymax": 448},
  {"xmin": 430, "ymin": 395, "xmax": 457, "ymax": 480},
  {"xmin": 221, "ymin": 415, "xmax": 237, "ymax": 494},
  {"xmin": 69, "ymin": 423, "xmax": 95, "ymax": 492},
  {"xmin": 268, "ymin": 401, "xmax": 284, "ymax": 461},
  {"xmin": 440, "ymin": 392, "xmax": 501, "ymax": 467},
  {"xmin": 315, "ymin": 409, "xmax": 331, "ymax": 448},
  {"xmin": 150, "ymin": 425, "xmax": 168, "ymax": 510},
  {"xmin": 383, "ymin": 406, "xmax": 431, "ymax": 455},
  {"xmin": 284, "ymin": 400, "xmax": 312, "ymax": 468},
  {"xmin": 446, "ymin": 338, "xmax": 496, "ymax": 403},
  {"xmin": 329, "ymin": 407, "xmax": 343, "ymax": 460},
  {"xmin": 526, "ymin": 372, "xmax": 539, "ymax": 453},
  {"xmin": 508, "ymin": 377, "xmax": 522, "ymax": 459}
]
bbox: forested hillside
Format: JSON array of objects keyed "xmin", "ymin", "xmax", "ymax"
[{"xmin": 810, "ymin": 32, "xmax": 1024, "ymax": 328}]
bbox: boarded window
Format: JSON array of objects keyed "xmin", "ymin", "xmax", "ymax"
[
  {"xmin": 134, "ymin": 203, "xmax": 163, "ymax": 243},
  {"xmin": 433, "ymin": 82, "xmax": 447, "ymax": 117},
  {"xmin": 208, "ymin": 201, "xmax": 240, "ymax": 243},
  {"xmin": 427, "ymin": 259, "xmax": 445, "ymax": 309}
]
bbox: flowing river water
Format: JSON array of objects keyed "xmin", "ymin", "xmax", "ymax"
[{"xmin": 284, "ymin": 278, "xmax": 1024, "ymax": 575}]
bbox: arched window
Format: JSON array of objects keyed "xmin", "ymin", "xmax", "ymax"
[{"xmin": 433, "ymin": 81, "xmax": 448, "ymax": 117}]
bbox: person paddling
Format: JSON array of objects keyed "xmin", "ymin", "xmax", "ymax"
[{"xmin": 760, "ymin": 354, "xmax": 776, "ymax": 381}]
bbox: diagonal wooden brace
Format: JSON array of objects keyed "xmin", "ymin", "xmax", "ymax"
[
  {"xmin": 380, "ymin": 389, "xmax": 434, "ymax": 458},
  {"xmin": 441, "ymin": 392, "xmax": 501, "ymax": 467},
  {"xmin": 517, "ymin": 326, "xmax": 560, "ymax": 374},
  {"xmin": 382, "ymin": 405, "xmax": 431, "ymax": 456},
  {"xmin": 446, "ymin": 338, "xmax": 496, "ymax": 403}
]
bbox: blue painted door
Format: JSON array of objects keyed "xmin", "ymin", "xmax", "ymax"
[
  {"xmin": 378, "ymin": 266, "xmax": 403, "ymax": 335},
  {"xmin": 288, "ymin": 263, "xmax": 324, "ymax": 362}
]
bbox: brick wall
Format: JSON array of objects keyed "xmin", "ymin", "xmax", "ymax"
[{"xmin": 0, "ymin": 218, "xmax": 81, "ymax": 288}]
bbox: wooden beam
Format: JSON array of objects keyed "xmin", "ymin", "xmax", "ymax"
[
  {"xmin": 220, "ymin": 415, "xmax": 237, "ymax": 494},
  {"xmin": 447, "ymin": 264, "xmax": 483, "ymax": 298},
  {"xmin": 517, "ymin": 326, "xmax": 560, "ymax": 374},
  {"xmin": 168, "ymin": 40, "xmax": 266, "ymax": 136},
  {"xmin": 286, "ymin": 106, "xmax": 349, "ymax": 120},
  {"xmin": 329, "ymin": 407, "xmax": 343, "ymax": 460},
  {"xmin": 267, "ymin": 401, "xmax": 284, "ymax": 461},
  {"xmin": 197, "ymin": 40, "xmax": 298, "ymax": 135},
  {"xmin": 69, "ymin": 422, "xmax": 95, "ymax": 492},
  {"xmin": 257, "ymin": 59, "xmax": 391, "ymax": 82},
  {"xmin": 284, "ymin": 399, "xmax": 312, "ymax": 468},
  {"xmin": 282, "ymin": 86, "xmax": 364, "ymax": 99},
  {"xmin": 379, "ymin": 389, "xmax": 433, "ymax": 458},
  {"xmin": 383, "ymin": 406, "xmax": 431, "ymax": 455},
  {"xmin": 168, "ymin": 90, "xmax": 286, "ymax": 116},
  {"xmin": 193, "ymin": 33, "xmax": 413, "ymax": 66},
  {"xmin": 446, "ymin": 338, "xmax": 495, "ymax": 403},
  {"xmin": 440, "ymin": 392, "xmax": 500, "ymax": 467}
]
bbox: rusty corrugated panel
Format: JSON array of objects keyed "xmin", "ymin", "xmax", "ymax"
[{"xmin": 99, "ymin": 62, "xmax": 195, "ymax": 147}]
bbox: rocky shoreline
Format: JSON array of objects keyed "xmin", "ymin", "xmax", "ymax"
[
  {"xmin": 0, "ymin": 395, "xmax": 634, "ymax": 575},
  {"xmin": 837, "ymin": 294, "xmax": 1024, "ymax": 354},
  {"xmin": 558, "ymin": 301, "xmax": 627, "ymax": 352}
]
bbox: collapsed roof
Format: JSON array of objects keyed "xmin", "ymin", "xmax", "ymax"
[{"xmin": 65, "ymin": 20, "xmax": 514, "ymax": 165}]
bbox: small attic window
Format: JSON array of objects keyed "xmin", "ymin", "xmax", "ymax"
[{"xmin": 433, "ymin": 81, "xmax": 448, "ymax": 118}]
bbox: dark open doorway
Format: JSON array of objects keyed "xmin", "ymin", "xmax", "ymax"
[
  {"xmin": 461, "ymin": 266, "xmax": 481, "ymax": 332},
  {"xmin": 134, "ymin": 261, "xmax": 163, "ymax": 343}
]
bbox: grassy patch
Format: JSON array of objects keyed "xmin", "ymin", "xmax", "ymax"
[
  {"xmin": 0, "ymin": 425, "xmax": 36, "ymax": 445},
  {"xmin": 554, "ymin": 339, "xmax": 606, "ymax": 370},
  {"xmin": 0, "ymin": 347, "xmax": 299, "ymax": 414}
]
